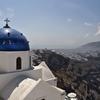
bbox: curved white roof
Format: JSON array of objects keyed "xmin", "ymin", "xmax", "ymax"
[
  {"xmin": 8, "ymin": 78, "xmax": 38, "ymax": 100},
  {"xmin": 1, "ymin": 76, "xmax": 39, "ymax": 100}
]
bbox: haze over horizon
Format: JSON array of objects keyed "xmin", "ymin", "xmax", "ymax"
[{"xmin": 0, "ymin": 0, "xmax": 100, "ymax": 49}]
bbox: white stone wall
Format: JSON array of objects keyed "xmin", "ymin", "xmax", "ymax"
[{"xmin": 0, "ymin": 51, "xmax": 30, "ymax": 72}]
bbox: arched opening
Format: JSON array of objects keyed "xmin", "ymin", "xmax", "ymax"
[{"xmin": 16, "ymin": 57, "xmax": 22, "ymax": 70}]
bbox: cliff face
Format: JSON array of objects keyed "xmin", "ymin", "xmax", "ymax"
[{"xmin": 32, "ymin": 48, "xmax": 100, "ymax": 100}]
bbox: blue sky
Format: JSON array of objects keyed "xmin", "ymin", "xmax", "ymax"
[{"xmin": 0, "ymin": 0, "xmax": 100, "ymax": 49}]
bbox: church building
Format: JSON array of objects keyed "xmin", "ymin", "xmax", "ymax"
[{"xmin": 0, "ymin": 19, "xmax": 66, "ymax": 100}]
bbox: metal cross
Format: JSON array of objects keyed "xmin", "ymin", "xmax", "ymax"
[{"xmin": 4, "ymin": 18, "xmax": 10, "ymax": 25}]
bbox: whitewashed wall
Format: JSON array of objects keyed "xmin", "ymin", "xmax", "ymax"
[{"xmin": 0, "ymin": 51, "xmax": 30, "ymax": 72}]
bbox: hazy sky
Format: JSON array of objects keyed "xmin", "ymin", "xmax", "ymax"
[{"xmin": 0, "ymin": 0, "xmax": 100, "ymax": 49}]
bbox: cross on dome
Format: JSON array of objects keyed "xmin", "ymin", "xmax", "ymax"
[
  {"xmin": 3, "ymin": 18, "xmax": 10, "ymax": 28},
  {"xmin": 4, "ymin": 18, "xmax": 10, "ymax": 25}
]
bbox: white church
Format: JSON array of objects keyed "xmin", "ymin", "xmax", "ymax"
[{"xmin": 0, "ymin": 19, "xmax": 66, "ymax": 100}]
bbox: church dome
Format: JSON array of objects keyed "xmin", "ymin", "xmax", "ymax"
[{"xmin": 0, "ymin": 19, "xmax": 30, "ymax": 51}]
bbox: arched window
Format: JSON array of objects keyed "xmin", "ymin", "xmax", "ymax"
[{"xmin": 16, "ymin": 57, "xmax": 22, "ymax": 70}]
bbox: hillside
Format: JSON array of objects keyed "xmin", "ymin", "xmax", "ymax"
[{"xmin": 31, "ymin": 41, "xmax": 100, "ymax": 100}]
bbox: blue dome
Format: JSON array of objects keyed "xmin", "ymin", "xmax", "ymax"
[{"xmin": 0, "ymin": 27, "xmax": 30, "ymax": 51}]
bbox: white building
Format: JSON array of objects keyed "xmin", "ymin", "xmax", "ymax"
[{"xmin": 0, "ymin": 19, "xmax": 65, "ymax": 100}]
